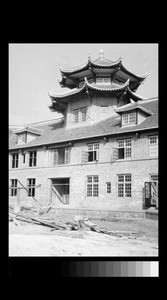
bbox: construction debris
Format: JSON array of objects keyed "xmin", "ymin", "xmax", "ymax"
[{"xmin": 9, "ymin": 210, "xmax": 140, "ymax": 237}]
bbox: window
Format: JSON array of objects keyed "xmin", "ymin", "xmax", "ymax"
[
  {"xmin": 29, "ymin": 151, "xmax": 37, "ymax": 167},
  {"xmin": 27, "ymin": 178, "xmax": 36, "ymax": 197},
  {"xmin": 73, "ymin": 109, "xmax": 79, "ymax": 123},
  {"xmin": 96, "ymin": 77, "xmax": 110, "ymax": 84},
  {"xmin": 122, "ymin": 112, "xmax": 136, "ymax": 125},
  {"xmin": 81, "ymin": 107, "xmax": 87, "ymax": 122},
  {"xmin": 87, "ymin": 176, "xmax": 99, "ymax": 197},
  {"xmin": 52, "ymin": 147, "xmax": 71, "ymax": 165},
  {"xmin": 118, "ymin": 139, "xmax": 132, "ymax": 159},
  {"xmin": 106, "ymin": 182, "xmax": 111, "ymax": 194},
  {"xmin": 18, "ymin": 133, "xmax": 27, "ymax": 144},
  {"xmin": 73, "ymin": 107, "xmax": 87, "ymax": 123},
  {"xmin": 101, "ymin": 106, "xmax": 109, "ymax": 115},
  {"xmin": 87, "ymin": 143, "xmax": 99, "ymax": 162},
  {"xmin": 12, "ymin": 153, "xmax": 19, "ymax": 168},
  {"xmin": 118, "ymin": 174, "xmax": 131, "ymax": 197},
  {"xmin": 149, "ymin": 135, "xmax": 158, "ymax": 157},
  {"xmin": 150, "ymin": 174, "xmax": 159, "ymax": 182},
  {"xmin": 10, "ymin": 179, "xmax": 17, "ymax": 196}
]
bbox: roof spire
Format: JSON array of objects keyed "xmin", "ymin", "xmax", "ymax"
[{"xmin": 99, "ymin": 49, "xmax": 104, "ymax": 58}]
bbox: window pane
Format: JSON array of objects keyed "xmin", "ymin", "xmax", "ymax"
[
  {"xmin": 88, "ymin": 144, "xmax": 93, "ymax": 151},
  {"xmin": 73, "ymin": 109, "xmax": 79, "ymax": 123},
  {"xmin": 125, "ymin": 174, "xmax": 131, "ymax": 182},
  {"xmin": 118, "ymin": 183, "xmax": 124, "ymax": 197},
  {"xmin": 101, "ymin": 106, "xmax": 108, "ymax": 115},
  {"xmin": 125, "ymin": 140, "xmax": 131, "ymax": 147},
  {"xmin": 149, "ymin": 144, "xmax": 158, "ymax": 157},
  {"xmin": 106, "ymin": 182, "xmax": 111, "ymax": 193},
  {"xmin": 125, "ymin": 147, "xmax": 131, "ymax": 158},
  {"xmin": 125, "ymin": 183, "xmax": 131, "ymax": 197},
  {"xmin": 93, "ymin": 176, "xmax": 99, "ymax": 183},
  {"xmin": 150, "ymin": 174, "xmax": 159, "ymax": 182},
  {"xmin": 87, "ymin": 184, "xmax": 92, "ymax": 196},
  {"xmin": 93, "ymin": 184, "xmax": 98, "ymax": 197},
  {"xmin": 94, "ymin": 143, "xmax": 99, "ymax": 150},
  {"xmin": 118, "ymin": 148, "xmax": 124, "ymax": 159},
  {"xmin": 81, "ymin": 108, "xmax": 87, "ymax": 122},
  {"xmin": 118, "ymin": 175, "xmax": 124, "ymax": 182},
  {"xmin": 118, "ymin": 140, "xmax": 124, "ymax": 147},
  {"xmin": 123, "ymin": 114, "xmax": 129, "ymax": 124},
  {"xmin": 87, "ymin": 176, "xmax": 92, "ymax": 183},
  {"xmin": 149, "ymin": 136, "xmax": 158, "ymax": 144},
  {"xmin": 129, "ymin": 113, "xmax": 136, "ymax": 123}
]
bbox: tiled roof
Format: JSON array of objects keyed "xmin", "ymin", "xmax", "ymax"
[
  {"xmin": 49, "ymin": 79, "xmax": 145, "ymax": 102},
  {"xmin": 115, "ymin": 101, "xmax": 153, "ymax": 115},
  {"xmin": 9, "ymin": 99, "xmax": 158, "ymax": 151},
  {"xmin": 13, "ymin": 126, "xmax": 44, "ymax": 135}
]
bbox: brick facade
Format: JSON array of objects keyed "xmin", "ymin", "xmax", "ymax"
[{"xmin": 9, "ymin": 131, "xmax": 158, "ymax": 210}]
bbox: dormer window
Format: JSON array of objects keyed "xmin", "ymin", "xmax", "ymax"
[
  {"xmin": 122, "ymin": 112, "xmax": 136, "ymax": 125},
  {"xmin": 17, "ymin": 133, "xmax": 27, "ymax": 144}
]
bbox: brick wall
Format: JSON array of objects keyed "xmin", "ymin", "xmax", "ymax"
[{"xmin": 9, "ymin": 131, "xmax": 158, "ymax": 211}]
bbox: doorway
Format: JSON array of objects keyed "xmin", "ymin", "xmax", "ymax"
[{"xmin": 51, "ymin": 178, "xmax": 70, "ymax": 204}]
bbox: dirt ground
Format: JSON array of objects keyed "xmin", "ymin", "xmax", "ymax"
[{"xmin": 9, "ymin": 212, "xmax": 158, "ymax": 257}]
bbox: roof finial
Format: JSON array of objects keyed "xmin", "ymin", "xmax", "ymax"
[
  {"xmin": 99, "ymin": 49, "xmax": 104, "ymax": 58},
  {"xmin": 88, "ymin": 53, "xmax": 90, "ymax": 60}
]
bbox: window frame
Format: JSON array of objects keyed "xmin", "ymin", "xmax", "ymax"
[
  {"xmin": 87, "ymin": 143, "xmax": 99, "ymax": 162},
  {"xmin": 118, "ymin": 139, "xmax": 132, "ymax": 160},
  {"xmin": 11, "ymin": 153, "xmax": 19, "ymax": 168},
  {"xmin": 86, "ymin": 175, "xmax": 99, "ymax": 197},
  {"xmin": 52, "ymin": 147, "xmax": 71, "ymax": 165},
  {"xmin": 117, "ymin": 174, "xmax": 132, "ymax": 198},
  {"xmin": 106, "ymin": 182, "xmax": 111, "ymax": 194},
  {"xmin": 29, "ymin": 151, "xmax": 37, "ymax": 167},
  {"xmin": 101, "ymin": 106, "xmax": 109, "ymax": 116},
  {"xmin": 149, "ymin": 135, "xmax": 158, "ymax": 157},
  {"xmin": 10, "ymin": 179, "xmax": 17, "ymax": 196},
  {"xmin": 122, "ymin": 112, "xmax": 136, "ymax": 125},
  {"xmin": 27, "ymin": 178, "xmax": 36, "ymax": 197}
]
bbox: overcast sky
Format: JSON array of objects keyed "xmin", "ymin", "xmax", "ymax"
[{"xmin": 9, "ymin": 43, "xmax": 158, "ymax": 126}]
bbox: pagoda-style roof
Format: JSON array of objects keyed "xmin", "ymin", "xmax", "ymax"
[
  {"xmin": 58, "ymin": 50, "xmax": 147, "ymax": 91},
  {"xmin": 48, "ymin": 78, "xmax": 145, "ymax": 114}
]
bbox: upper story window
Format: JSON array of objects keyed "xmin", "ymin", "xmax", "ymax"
[
  {"xmin": 29, "ymin": 151, "xmax": 37, "ymax": 167},
  {"xmin": 101, "ymin": 106, "xmax": 109, "ymax": 116},
  {"xmin": 122, "ymin": 112, "xmax": 136, "ymax": 125},
  {"xmin": 73, "ymin": 107, "xmax": 87, "ymax": 123},
  {"xmin": 118, "ymin": 139, "xmax": 132, "ymax": 159},
  {"xmin": 87, "ymin": 143, "xmax": 99, "ymax": 162},
  {"xmin": 73, "ymin": 109, "xmax": 79, "ymax": 123},
  {"xmin": 12, "ymin": 153, "xmax": 19, "ymax": 168},
  {"xmin": 149, "ymin": 135, "xmax": 158, "ymax": 157},
  {"xmin": 17, "ymin": 133, "xmax": 27, "ymax": 144},
  {"xmin": 81, "ymin": 107, "xmax": 87, "ymax": 122},
  {"xmin": 52, "ymin": 147, "xmax": 71, "ymax": 165},
  {"xmin": 96, "ymin": 77, "xmax": 110, "ymax": 84}
]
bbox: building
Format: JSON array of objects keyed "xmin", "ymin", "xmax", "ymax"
[{"xmin": 9, "ymin": 50, "xmax": 158, "ymax": 212}]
